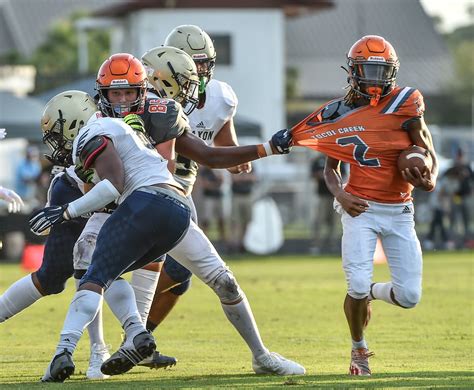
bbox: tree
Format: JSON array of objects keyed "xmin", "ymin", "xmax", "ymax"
[{"xmin": 0, "ymin": 12, "xmax": 110, "ymax": 94}]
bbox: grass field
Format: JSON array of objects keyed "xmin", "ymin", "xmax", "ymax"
[{"xmin": 0, "ymin": 252, "xmax": 472, "ymax": 388}]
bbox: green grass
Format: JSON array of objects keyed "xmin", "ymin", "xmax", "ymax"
[{"xmin": 0, "ymin": 252, "xmax": 472, "ymax": 388}]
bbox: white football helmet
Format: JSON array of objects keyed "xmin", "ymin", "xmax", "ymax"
[
  {"xmin": 41, "ymin": 90, "xmax": 98, "ymax": 166},
  {"xmin": 141, "ymin": 46, "xmax": 199, "ymax": 115},
  {"xmin": 164, "ymin": 25, "xmax": 216, "ymax": 93}
]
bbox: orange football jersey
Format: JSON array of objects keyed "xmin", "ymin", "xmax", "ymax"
[{"xmin": 292, "ymin": 86, "xmax": 425, "ymax": 203}]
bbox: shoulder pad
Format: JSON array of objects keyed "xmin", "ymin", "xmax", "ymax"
[
  {"xmin": 141, "ymin": 99, "xmax": 190, "ymax": 145},
  {"xmin": 381, "ymin": 87, "xmax": 424, "ymax": 117},
  {"xmin": 217, "ymin": 80, "xmax": 238, "ymax": 108},
  {"xmin": 79, "ymin": 135, "xmax": 109, "ymax": 169},
  {"xmin": 321, "ymin": 99, "xmax": 352, "ymax": 121}
]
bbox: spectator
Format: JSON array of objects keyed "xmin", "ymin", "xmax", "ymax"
[
  {"xmin": 445, "ymin": 148, "xmax": 473, "ymax": 245},
  {"xmin": 230, "ymin": 168, "xmax": 257, "ymax": 253},
  {"xmin": 199, "ymin": 167, "xmax": 226, "ymax": 243},
  {"xmin": 310, "ymin": 155, "xmax": 345, "ymax": 254},
  {"xmin": 15, "ymin": 145, "xmax": 41, "ymax": 208},
  {"xmin": 424, "ymin": 172, "xmax": 455, "ymax": 250}
]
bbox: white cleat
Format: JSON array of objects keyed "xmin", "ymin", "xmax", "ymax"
[
  {"xmin": 86, "ymin": 343, "xmax": 111, "ymax": 380},
  {"xmin": 252, "ymin": 352, "xmax": 306, "ymax": 375}
]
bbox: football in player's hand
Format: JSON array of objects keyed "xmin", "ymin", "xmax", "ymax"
[{"xmin": 398, "ymin": 145, "xmax": 432, "ymax": 173}]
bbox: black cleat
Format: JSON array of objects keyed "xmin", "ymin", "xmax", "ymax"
[
  {"xmin": 101, "ymin": 331, "xmax": 156, "ymax": 376},
  {"xmin": 137, "ymin": 351, "xmax": 177, "ymax": 369},
  {"xmin": 41, "ymin": 349, "xmax": 75, "ymax": 382}
]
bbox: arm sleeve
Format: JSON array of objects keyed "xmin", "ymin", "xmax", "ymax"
[{"xmin": 67, "ymin": 179, "xmax": 120, "ymax": 218}]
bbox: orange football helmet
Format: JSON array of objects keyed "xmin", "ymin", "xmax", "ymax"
[
  {"xmin": 347, "ymin": 35, "xmax": 399, "ymax": 106},
  {"xmin": 96, "ymin": 53, "xmax": 147, "ymax": 117}
]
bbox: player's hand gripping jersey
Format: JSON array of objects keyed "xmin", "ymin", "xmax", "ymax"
[
  {"xmin": 72, "ymin": 114, "xmax": 182, "ymax": 204},
  {"xmin": 292, "ymin": 87, "xmax": 425, "ymax": 203}
]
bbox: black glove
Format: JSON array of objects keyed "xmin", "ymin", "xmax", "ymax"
[
  {"xmin": 29, "ymin": 205, "xmax": 69, "ymax": 235},
  {"xmin": 74, "ymin": 162, "xmax": 94, "ymax": 183},
  {"xmin": 124, "ymin": 114, "xmax": 146, "ymax": 133},
  {"xmin": 271, "ymin": 129, "xmax": 293, "ymax": 154}
]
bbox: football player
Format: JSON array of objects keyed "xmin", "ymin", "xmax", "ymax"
[
  {"xmin": 290, "ymin": 35, "xmax": 438, "ymax": 375},
  {"xmin": 31, "ymin": 89, "xmax": 192, "ymax": 382},
  {"xmin": 140, "ymin": 24, "xmax": 249, "ymax": 345},
  {"xmin": 0, "ymin": 98, "xmax": 111, "ymax": 380}
]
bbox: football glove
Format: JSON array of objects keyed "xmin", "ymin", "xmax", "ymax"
[
  {"xmin": 29, "ymin": 205, "xmax": 69, "ymax": 235},
  {"xmin": 123, "ymin": 113, "xmax": 146, "ymax": 134},
  {"xmin": 74, "ymin": 162, "xmax": 95, "ymax": 183},
  {"xmin": 271, "ymin": 129, "xmax": 293, "ymax": 154}
]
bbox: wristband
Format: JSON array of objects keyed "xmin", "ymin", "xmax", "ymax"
[{"xmin": 257, "ymin": 142, "xmax": 274, "ymax": 158}]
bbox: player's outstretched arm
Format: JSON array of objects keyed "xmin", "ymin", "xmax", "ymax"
[
  {"xmin": 214, "ymin": 118, "xmax": 252, "ymax": 174},
  {"xmin": 175, "ymin": 129, "xmax": 291, "ymax": 169}
]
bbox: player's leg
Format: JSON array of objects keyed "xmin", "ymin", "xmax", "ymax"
[
  {"xmin": 132, "ymin": 258, "xmax": 185, "ymax": 370},
  {"xmin": 131, "ymin": 194, "xmax": 199, "ymax": 369},
  {"xmin": 376, "ymin": 202, "xmax": 423, "ymax": 309},
  {"xmin": 340, "ymin": 209, "xmax": 377, "ymax": 376},
  {"xmin": 0, "ymin": 175, "xmax": 85, "ymax": 322},
  {"xmin": 167, "ymin": 220, "xmax": 305, "ymax": 375},
  {"xmin": 72, "ymin": 212, "xmax": 112, "ymax": 379},
  {"xmin": 43, "ymin": 189, "xmax": 191, "ymax": 382},
  {"xmin": 146, "ymin": 255, "xmax": 192, "ymax": 331}
]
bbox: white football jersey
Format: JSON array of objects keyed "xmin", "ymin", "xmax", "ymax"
[
  {"xmin": 72, "ymin": 114, "xmax": 182, "ymax": 203},
  {"xmin": 174, "ymin": 79, "xmax": 238, "ymax": 193},
  {"xmin": 188, "ymin": 79, "xmax": 237, "ymax": 145}
]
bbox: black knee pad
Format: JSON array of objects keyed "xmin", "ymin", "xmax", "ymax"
[
  {"xmin": 168, "ymin": 279, "xmax": 191, "ymax": 296},
  {"xmin": 164, "ymin": 255, "xmax": 192, "ymax": 283}
]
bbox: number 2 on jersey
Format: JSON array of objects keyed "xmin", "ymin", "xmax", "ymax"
[{"xmin": 336, "ymin": 135, "xmax": 380, "ymax": 167}]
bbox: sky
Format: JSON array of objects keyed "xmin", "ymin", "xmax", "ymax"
[{"xmin": 420, "ymin": 0, "xmax": 473, "ymax": 32}]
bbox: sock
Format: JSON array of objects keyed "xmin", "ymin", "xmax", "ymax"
[
  {"xmin": 221, "ymin": 295, "xmax": 269, "ymax": 359},
  {"xmin": 131, "ymin": 269, "xmax": 159, "ymax": 324},
  {"xmin": 371, "ymin": 282, "xmax": 395, "ymax": 305},
  {"xmin": 352, "ymin": 338, "xmax": 368, "ymax": 350},
  {"xmin": 75, "ymin": 278, "xmax": 106, "ymax": 348},
  {"xmin": 57, "ymin": 290, "xmax": 102, "ymax": 355},
  {"xmin": 104, "ymin": 279, "xmax": 145, "ymax": 340},
  {"xmin": 0, "ymin": 274, "xmax": 42, "ymax": 322}
]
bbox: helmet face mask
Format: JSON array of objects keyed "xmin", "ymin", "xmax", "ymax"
[
  {"xmin": 101, "ymin": 87, "xmax": 142, "ymax": 118},
  {"xmin": 346, "ymin": 35, "xmax": 399, "ymax": 106},
  {"xmin": 350, "ymin": 62, "xmax": 398, "ymax": 96},
  {"xmin": 43, "ymin": 112, "xmax": 73, "ymax": 166},
  {"xmin": 142, "ymin": 46, "xmax": 200, "ymax": 115},
  {"xmin": 96, "ymin": 53, "xmax": 147, "ymax": 118},
  {"xmin": 194, "ymin": 57, "xmax": 216, "ymax": 93},
  {"xmin": 41, "ymin": 91, "xmax": 98, "ymax": 166}
]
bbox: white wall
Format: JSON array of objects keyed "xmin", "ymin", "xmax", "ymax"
[{"xmin": 118, "ymin": 9, "xmax": 285, "ymax": 139}]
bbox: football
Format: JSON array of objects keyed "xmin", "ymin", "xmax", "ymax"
[{"xmin": 398, "ymin": 145, "xmax": 431, "ymax": 173}]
